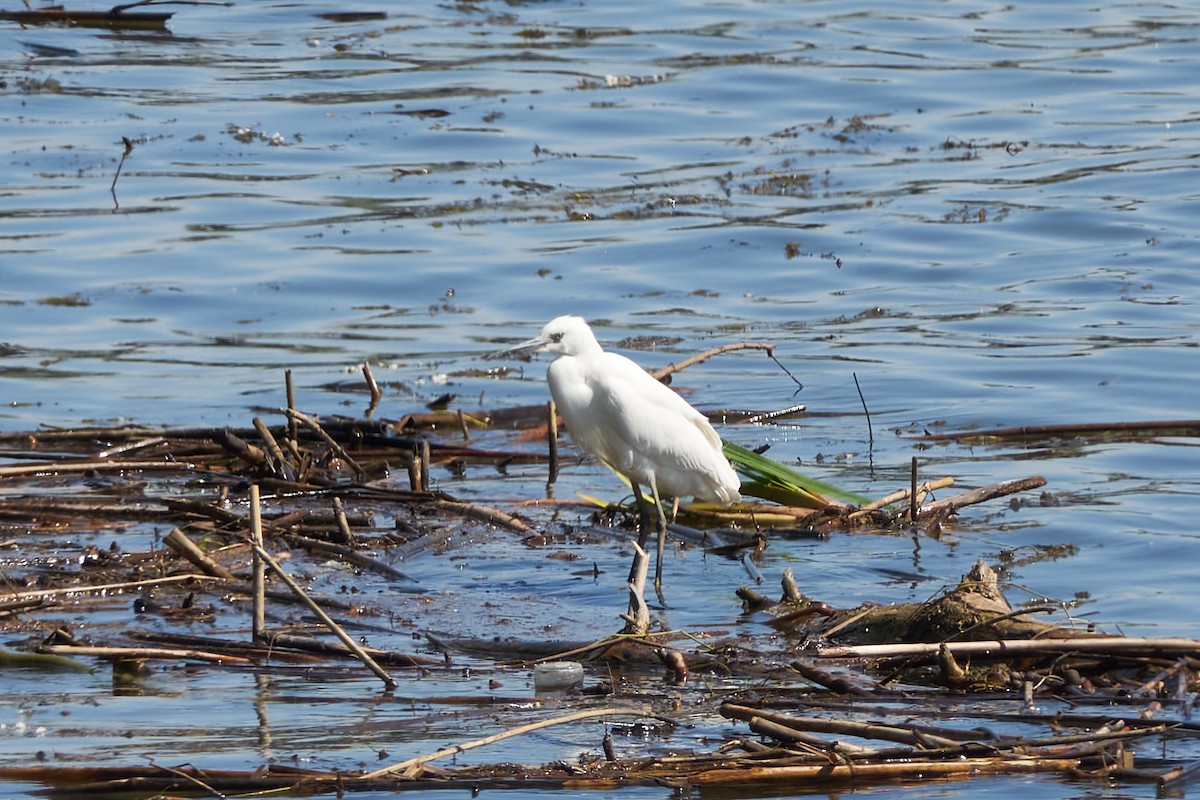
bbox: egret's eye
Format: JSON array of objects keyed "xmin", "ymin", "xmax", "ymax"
[{"xmin": 550, "ymin": 332, "xmax": 563, "ymax": 343}]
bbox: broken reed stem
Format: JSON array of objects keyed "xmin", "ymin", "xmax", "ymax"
[
  {"xmin": 285, "ymin": 408, "xmax": 364, "ymax": 479},
  {"xmin": 910, "ymin": 457, "xmax": 918, "ymax": 521},
  {"xmin": 412, "ymin": 453, "xmax": 423, "ymax": 491},
  {"xmin": 285, "ymin": 369, "xmax": 297, "ymax": 442},
  {"xmin": 547, "ymin": 399, "xmax": 559, "ymax": 485},
  {"xmin": 363, "ymin": 361, "xmax": 381, "ymax": 418},
  {"xmin": 246, "ymin": 539, "xmax": 397, "ymax": 690},
  {"xmin": 252, "ymin": 417, "xmax": 288, "ymax": 467},
  {"xmin": 362, "ymin": 361, "xmax": 382, "ymax": 404},
  {"xmin": 332, "ymin": 496, "xmax": 353, "ymax": 545},
  {"xmin": 456, "ymin": 409, "xmax": 470, "ymax": 441},
  {"xmin": 360, "ymin": 706, "xmax": 653, "ymax": 780},
  {"xmin": 421, "ymin": 439, "xmax": 431, "ymax": 492},
  {"xmin": 163, "ymin": 528, "xmax": 235, "ymax": 580},
  {"xmin": 250, "ymin": 484, "xmax": 266, "ymax": 643}
]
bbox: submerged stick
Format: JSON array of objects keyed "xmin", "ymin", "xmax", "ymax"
[
  {"xmin": 918, "ymin": 419, "xmax": 1200, "ymax": 442},
  {"xmin": 433, "ymin": 499, "xmax": 531, "ymax": 532}
]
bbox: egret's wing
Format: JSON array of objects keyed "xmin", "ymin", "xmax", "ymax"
[{"xmin": 588, "ymin": 353, "xmax": 721, "ymax": 474}]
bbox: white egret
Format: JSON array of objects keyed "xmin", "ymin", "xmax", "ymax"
[{"xmin": 496, "ymin": 315, "xmax": 741, "ymax": 588}]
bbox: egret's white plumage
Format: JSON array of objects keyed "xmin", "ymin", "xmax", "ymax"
[{"xmin": 502, "ymin": 315, "xmax": 741, "ymax": 586}]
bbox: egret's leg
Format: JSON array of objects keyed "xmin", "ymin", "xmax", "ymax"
[
  {"xmin": 630, "ymin": 481, "xmax": 652, "ymax": 550},
  {"xmin": 629, "ymin": 480, "xmax": 651, "ymax": 583},
  {"xmin": 648, "ymin": 476, "xmax": 669, "ymax": 591}
]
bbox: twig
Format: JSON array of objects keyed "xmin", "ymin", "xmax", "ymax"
[
  {"xmin": 359, "ymin": 706, "xmax": 654, "ymax": 780},
  {"xmin": 110, "ymin": 0, "xmax": 233, "ymax": 12},
  {"xmin": 649, "ymin": 342, "xmax": 777, "ymax": 381},
  {"xmin": 147, "ymin": 760, "xmax": 224, "ymax": 798},
  {"xmin": 853, "ymin": 372, "xmax": 872, "ymax": 449},
  {"xmin": 246, "ymin": 539, "xmax": 397, "ymax": 689},
  {"xmin": 110, "ymin": 136, "xmax": 133, "ymax": 208}
]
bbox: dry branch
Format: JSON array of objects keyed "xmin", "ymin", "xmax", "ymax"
[{"xmin": 917, "ymin": 476, "xmax": 1047, "ymax": 518}]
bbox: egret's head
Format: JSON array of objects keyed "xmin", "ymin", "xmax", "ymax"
[
  {"xmin": 487, "ymin": 315, "xmax": 600, "ymax": 361},
  {"xmin": 535, "ymin": 315, "xmax": 598, "ymax": 356}
]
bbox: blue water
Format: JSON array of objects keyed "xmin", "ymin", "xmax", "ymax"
[{"xmin": 1, "ymin": 1, "xmax": 1197, "ymax": 798}]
